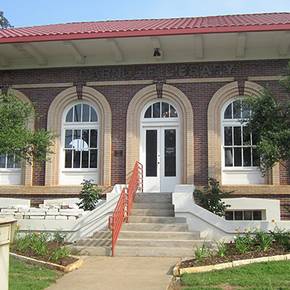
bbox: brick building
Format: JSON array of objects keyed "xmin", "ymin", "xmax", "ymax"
[{"xmin": 0, "ymin": 12, "xmax": 290, "ymax": 218}]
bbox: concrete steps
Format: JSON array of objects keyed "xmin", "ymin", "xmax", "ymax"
[
  {"xmin": 134, "ymin": 194, "xmax": 172, "ymax": 204},
  {"xmin": 133, "ymin": 202, "xmax": 174, "ymax": 209},
  {"xmin": 128, "ymin": 216, "xmax": 186, "ymax": 224},
  {"xmin": 119, "ymin": 230, "xmax": 200, "ymax": 240},
  {"xmin": 121, "ymin": 222, "xmax": 188, "ymax": 232},
  {"xmin": 131, "ymin": 208, "xmax": 174, "ymax": 216},
  {"xmin": 76, "ymin": 238, "xmax": 209, "ymax": 248},
  {"xmin": 117, "ymin": 239, "xmax": 208, "ymax": 248},
  {"xmin": 72, "ymin": 191, "xmax": 211, "ymax": 257}
]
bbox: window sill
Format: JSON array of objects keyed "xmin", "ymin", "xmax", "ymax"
[
  {"xmin": 0, "ymin": 169, "xmax": 21, "ymax": 173},
  {"xmin": 223, "ymin": 167, "xmax": 261, "ymax": 173},
  {"xmin": 62, "ymin": 169, "xmax": 98, "ymax": 173}
]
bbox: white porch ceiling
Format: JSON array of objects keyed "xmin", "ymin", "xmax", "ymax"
[{"xmin": 0, "ymin": 31, "xmax": 289, "ymax": 70}]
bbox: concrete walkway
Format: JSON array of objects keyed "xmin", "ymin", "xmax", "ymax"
[{"xmin": 46, "ymin": 256, "xmax": 178, "ymax": 290}]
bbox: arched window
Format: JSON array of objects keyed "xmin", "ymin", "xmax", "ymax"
[
  {"xmin": 222, "ymin": 99, "xmax": 259, "ymax": 168},
  {"xmin": 144, "ymin": 101, "xmax": 178, "ymax": 119},
  {"xmin": 63, "ymin": 103, "xmax": 99, "ymax": 169}
]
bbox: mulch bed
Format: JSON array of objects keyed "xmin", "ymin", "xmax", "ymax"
[
  {"xmin": 11, "ymin": 241, "xmax": 77, "ymax": 266},
  {"xmin": 181, "ymin": 243, "xmax": 289, "ymax": 268}
]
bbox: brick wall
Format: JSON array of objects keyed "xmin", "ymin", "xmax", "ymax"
[{"xmin": 0, "ymin": 59, "xmax": 289, "ymax": 186}]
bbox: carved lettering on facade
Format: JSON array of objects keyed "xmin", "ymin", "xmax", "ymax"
[{"xmin": 94, "ymin": 63, "xmax": 237, "ymax": 81}]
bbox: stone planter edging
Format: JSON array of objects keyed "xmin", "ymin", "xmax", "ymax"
[
  {"xmin": 10, "ymin": 252, "xmax": 83, "ymax": 272},
  {"xmin": 173, "ymin": 253, "xmax": 290, "ymax": 276}
]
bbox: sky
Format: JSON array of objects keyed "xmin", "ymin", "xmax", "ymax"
[{"xmin": 2, "ymin": 0, "xmax": 290, "ymax": 27}]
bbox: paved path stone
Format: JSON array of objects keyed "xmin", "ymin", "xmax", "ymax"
[{"xmin": 46, "ymin": 256, "xmax": 178, "ymax": 290}]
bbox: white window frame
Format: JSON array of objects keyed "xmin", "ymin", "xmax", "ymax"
[
  {"xmin": 61, "ymin": 101, "xmax": 100, "ymax": 173},
  {"xmin": 0, "ymin": 153, "xmax": 21, "ymax": 173},
  {"xmin": 142, "ymin": 100, "xmax": 179, "ymax": 124},
  {"xmin": 221, "ymin": 97, "xmax": 259, "ymax": 172}
]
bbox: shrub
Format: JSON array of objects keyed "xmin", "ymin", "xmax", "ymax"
[
  {"xmin": 13, "ymin": 232, "xmax": 71, "ymax": 264},
  {"xmin": 254, "ymin": 231, "xmax": 274, "ymax": 252},
  {"xmin": 52, "ymin": 232, "xmax": 66, "ymax": 245},
  {"xmin": 194, "ymin": 178, "xmax": 231, "ymax": 216},
  {"xmin": 77, "ymin": 179, "xmax": 102, "ymax": 211},
  {"xmin": 234, "ymin": 233, "xmax": 254, "ymax": 254},
  {"xmin": 216, "ymin": 241, "xmax": 228, "ymax": 257},
  {"xmin": 195, "ymin": 244, "xmax": 210, "ymax": 262},
  {"xmin": 270, "ymin": 229, "xmax": 290, "ymax": 251},
  {"xmin": 14, "ymin": 233, "xmax": 49, "ymax": 257},
  {"xmin": 49, "ymin": 247, "xmax": 70, "ymax": 263}
]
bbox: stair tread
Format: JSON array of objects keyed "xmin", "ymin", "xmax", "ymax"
[
  {"xmin": 123, "ymin": 222, "xmax": 185, "ymax": 226},
  {"xmin": 115, "ymin": 245, "xmax": 195, "ymax": 250},
  {"xmin": 120, "ymin": 230, "xmax": 197, "ymax": 233},
  {"xmin": 119, "ymin": 238, "xmax": 207, "ymax": 242}
]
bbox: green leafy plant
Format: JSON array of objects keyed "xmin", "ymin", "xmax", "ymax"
[
  {"xmin": 77, "ymin": 179, "xmax": 102, "ymax": 211},
  {"xmin": 14, "ymin": 233, "xmax": 49, "ymax": 257},
  {"xmin": 195, "ymin": 244, "xmax": 210, "ymax": 262},
  {"xmin": 52, "ymin": 232, "xmax": 66, "ymax": 245},
  {"xmin": 270, "ymin": 229, "xmax": 290, "ymax": 251},
  {"xmin": 194, "ymin": 178, "xmax": 231, "ymax": 216},
  {"xmin": 216, "ymin": 241, "xmax": 228, "ymax": 257},
  {"xmin": 254, "ymin": 231, "xmax": 274, "ymax": 252},
  {"xmin": 0, "ymin": 11, "xmax": 12, "ymax": 29},
  {"xmin": 13, "ymin": 232, "xmax": 71, "ymax": 264},
  {"xmin": 0, "ymin": 93, "xmax": 54, "ymax": 164},
  {"xmin": 244, "ymin": 63, "xmax": 290, "ymax": 174},
  {"xmin": 49, "ymin": 247, "xmax": 70, "ymax": 263},
  {"xmin": 234, "ymin": 233, "xmax": 254, "ymax": 254}
]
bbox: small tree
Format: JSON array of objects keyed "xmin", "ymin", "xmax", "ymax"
[
  {"xmin": 194, "ymin": 178, "xmax": 231, "ymax": 216},
  {"xmin": 0, "ymin": 93, "xmax": 54, "ymax": 164},
  {"xmin": 245, "ymin": 64, "xmax": 290, "ymax": 174},
  {"xmin": 77, "ymin": 180, "xmax": 102, "ymax": 211},
  {"xmin": 0, "ymin": 11, "xmax": 12, "ymax": 29}
]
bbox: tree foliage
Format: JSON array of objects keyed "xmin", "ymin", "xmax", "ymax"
[
  {"xmin": 194, "ymin": 178, "xmax": 231, "ymax": 217},
  {"xmin": 0, "ymin": 11, "xmax": 12, "ymax": 29},
  {"xmin": 245, "ymin": 65, "xmax": 290, "ymax": 174},
  {"xmin": 0, "ymin": 93, "xmax": 54, "ymax": 164}
]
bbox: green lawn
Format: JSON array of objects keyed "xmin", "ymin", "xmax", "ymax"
[
  {"xmin": 181, "ymin": 261, "xmax": 290, "ymax": 290},
  {"xmin": 9, "ymin": 257, "xmax": 61, "ymax": 290}
]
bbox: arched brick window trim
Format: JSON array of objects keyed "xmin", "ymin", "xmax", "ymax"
[
  {"xmin": 208, "ymin": 81, "xmax": 280, "ymax": 185},
  {"xmin": 126, "ymin": 84, "xmax": 194, "ymax": 184},
  {"xmin": 45, "ymin": 86, "xmax": 112, "ymax": 186}
]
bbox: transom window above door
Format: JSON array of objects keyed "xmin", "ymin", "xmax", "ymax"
[
  {"xmin": 222, "ymin": 99, "xmax": 259, "ymax": 168},
  {"xmin": 144, "ymin": 101, "xmax": 178, "ymax": 119},
  {"xmin": 63, "ymin": 103, "xmax": 99, "ymax": 169}
]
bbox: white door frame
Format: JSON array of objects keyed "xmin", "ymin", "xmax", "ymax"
[{"xmin": 140, "ymin": 121, "xmax": 181, "ymax": 192}]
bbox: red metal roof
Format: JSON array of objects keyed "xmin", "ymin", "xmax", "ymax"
[{"xmin": 1, "ymin": 12, "xmax": 290, "ymax": 44}]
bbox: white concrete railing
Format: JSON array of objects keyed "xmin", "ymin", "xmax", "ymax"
[
  {"xmin": 0, "ymin": 185, "xmax": 124, "ymax": 240},
  {"xmin": 173, "ymin": 185, "xmax": 290, "ymax": 241},
  {"xmin": 65, "ymin": 184, "xmax": 125, "ymax": 242}
]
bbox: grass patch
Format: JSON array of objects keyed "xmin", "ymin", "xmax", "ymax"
[
  {"xmin": 181, "ymin": 261, "xmax": 290, "ymax": 290},
  {"xmin": 9, "ymin": 256, "xmax": 61, "ymax": 290}
]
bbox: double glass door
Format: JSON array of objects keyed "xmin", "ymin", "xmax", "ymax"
[{"xmin": 142, "ymin": 126, "xmax": 180, "ymax": 192}]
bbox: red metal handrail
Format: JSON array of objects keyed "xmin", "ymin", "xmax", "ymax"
[{"xmin": 109, "ymin": 161, "xmax": 143, "ymax": 256}]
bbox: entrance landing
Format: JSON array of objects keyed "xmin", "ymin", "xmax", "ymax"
[{"xmin": 46, "ymin": 256, "xmax": 177, "ymax": 290}]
